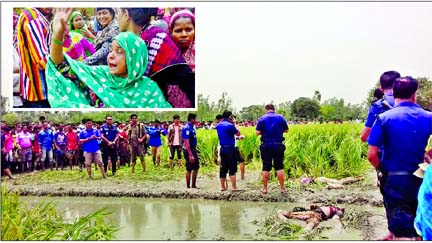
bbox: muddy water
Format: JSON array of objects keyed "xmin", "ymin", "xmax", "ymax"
[{"xmin": 22, "ymin": 196, "xmax": 370, "ymax": 240}]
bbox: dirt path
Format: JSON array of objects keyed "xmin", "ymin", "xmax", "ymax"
[{"xmin": 3, "ymin": 168, "xmax": 388, "ymax": 240}]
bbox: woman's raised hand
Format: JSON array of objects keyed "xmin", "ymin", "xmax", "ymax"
[
  {"xmin": 50, "ymin": 8, "xmax": 74, "ymax": 64},
  {"xmin": 52, "ymin": 8, "xmax": 74, "ymax": 36}
]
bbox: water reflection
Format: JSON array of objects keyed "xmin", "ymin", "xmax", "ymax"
[
  {"xmin": 185, "ymin": 204, "xmax": 201, "ymax": 240},
  {"xmin": 219, "ymin": 204, "xmax": 241, "ymax": 236},
  {"xmin": 22, "ymin": 197, "xmax": 286, "ymax": 240}
]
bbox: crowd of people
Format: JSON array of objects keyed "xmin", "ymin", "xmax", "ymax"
[
  {"xmin": 13, "ymin": 7, "xmax": 195, "ymax": 108},
  {"xmin": 0, "ymin": 113, "xmax": 200, "ymax": 178},
  {"xmin": 2, "ymin": 71, "xmax": 432, "ymax": 240}
]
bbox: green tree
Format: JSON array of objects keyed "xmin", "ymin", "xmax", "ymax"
[
  {"xmin": 417, "ymin": 77, "xmax": 432, "ymax": 111},
  {"xmin": 320, "ymin": 104, "xmax": 336, "ymax": 121},
  {"xmin": 2, "ymin": 113, "xmax": 18, "ymax": 125},
  {"xmin": 216, "ymin": 91, "xmax": 234, "ymax": 114},
  {"xmin": 276, "ymin": 101, "xmax": 293, "ymax": 120},
  {"xmin": 291, "ymin": 97, "xmax": 320, "ymax": 120},
  {"xmin": 365, "ymin": 76, "xmax": 432, "ymax": 111},
  {"xmin": 313, "ymin": 91, "xmax": 322, "ymax": 103},
  {"xmin": 239, "ymin": 105, "xmax": 264, "ymax": 121},
  {"xmin": 1, "ymin": 96, "xmax": 9, "ymax": 116},
  {"xmin": 196, "ymin": 94, "xmax": 216, "ymax": 121}
]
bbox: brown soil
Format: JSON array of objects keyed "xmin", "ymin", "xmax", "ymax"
[{"xmin": 3, "ymin": 168, "xmax": 388, "ymax": 240}]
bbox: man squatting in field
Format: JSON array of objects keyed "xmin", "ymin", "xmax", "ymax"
[
  {"xmin": 216, "ymin": 110, "xmax": 242, "ymax": 191},
  {"xmin": 183, "ymin": 113, "xmax": 199, "ymax": 188},
  {"xmin": 256, "ymin": 104, "xmax": 289, "ymax": 194},
  {"xmin": 367, "ymin": 77, "xmax": 432, "ymax": 240}
]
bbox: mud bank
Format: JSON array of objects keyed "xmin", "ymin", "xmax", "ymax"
[
  {"xmin": 4, "ymin": 169, "xmax": 383, "ymax": 206},
  {"xmin": 4, "ymin": 169, "xmax": 388, "ymax": 240}
]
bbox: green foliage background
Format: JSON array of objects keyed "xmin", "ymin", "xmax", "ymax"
[{"xmin": 1, "ymin": 185, "xmax": 119, "ymax": 240}]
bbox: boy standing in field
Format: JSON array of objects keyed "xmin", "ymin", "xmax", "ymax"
[
  {"xmin": 148, "ymin": 120, "xmax": 167, "ymax": 168},
  {"xmin": 38, "ymin": 121, "xmax": 54, "ymax": 171},
  {"xmin": 167, "ymin": 115, "xmax": 184, "ymax": 170},
  {"xmin": 183, "ymin": 113, "xmax": 199, "ymax": 188}
]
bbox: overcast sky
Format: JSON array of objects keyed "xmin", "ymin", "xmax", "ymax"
[{"xmin": 2, "ymin": 2, "xmax": 432, "ymax": 110}]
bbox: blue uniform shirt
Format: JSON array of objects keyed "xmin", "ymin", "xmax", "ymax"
[
  {"xmin": 216, "ymin": 119, "xmax": 239, "ymax": 146},
  {"xmin": 365, "ymin": 93, "xmax": 395, "ymax": 128},
  {"xmin": 256, "ymin": 111, "xmax": 289, "ymax": 143},
  {"xmin": 368, "ymin": 102, "xmax": 432, "ymax": 172},
  {"xmin": 182, "ymin": 122, "xmax": 197, "ymax": 148},
  {"xmin": 79, "ymin": 128, "xmax": 101, "ymax": 153},
  {"xmin": 100, "ymin": 124, "xmax": 118, "ymax": 142},
  {"xmin": 38, "ymin": 129, "xmax": 54, "ymax": 150},
  {"xmin": 148, "ymin": 126, "xmax": 167, "ymax": 147},
  {"xmin": 54, "ymin": 132, "xmax": 67, "ymax": 147}
]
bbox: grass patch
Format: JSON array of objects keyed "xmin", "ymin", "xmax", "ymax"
[
  {"xmin": 1, "ymin": 184, "xmax": 119, "ymax": 240},
  {"xmin": 254, "ymin": 208, "xmax": 304, "ymax": 240}
]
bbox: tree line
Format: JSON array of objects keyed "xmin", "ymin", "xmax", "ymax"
[{"xmin": 2, "ymin": 77, "xmax": 431, "ymax": 124}]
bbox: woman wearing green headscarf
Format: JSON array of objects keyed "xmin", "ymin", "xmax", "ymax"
[
  {"xmin": 68, "ymin": 10, "xmax": 96, "ymax": 43},
  {"xmin": 46, "ymin": 8, "xmax": 171, "ymax": 108}
]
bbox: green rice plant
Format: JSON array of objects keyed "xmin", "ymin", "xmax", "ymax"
[
  {"xmin": 282, "ymin": 123, "xmax": 368, "ymax": 178},
  {"xmin": 1, "ymin": 185, "xmax": 119, "ymax": 240},
  {"xmin": 192, "ymin": 123, "xmax": 368, "ymax": 179},
  {"xmin": 237, "ymin": 130, "xmax": 261, "ymax": 163},
  {"xmin": 10, "ymin": 123, "xmax": 370, "ymax": 184},
  {"xmin": 196, "ymin": 129, "xmax": 219, "ymax": 167}
]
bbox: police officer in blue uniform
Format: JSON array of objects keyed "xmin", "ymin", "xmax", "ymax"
[
  {"xmin": 216, "ymin": 110, "xmax": 241, "ymax": 192},
  {"xmin": 368, "ymin": 76, "xmax": 432, "ymax": 240},
  {"xmin": 360, "ymin": 71, "xmax": 400, "ymax": 238},
  {"xmin": 182, "ymin": 113, "xmax": 199, "ymax": 189},
  {"xmin": 100, "ymin": 115, "xmax": 118, "ymax": 176},
  {"xmin": 361, "ymin": 70, "xmax": 400, "ymax": 143},
  {"xmin": 256, "ymin": 104, "xmax": 289, "ymax": 194}
]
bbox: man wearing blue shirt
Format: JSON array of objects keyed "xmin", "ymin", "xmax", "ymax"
[
  {"xmin": 183, "ymin": 113, "xmax": 199, "ymax": 189},
  {"xmin": 53, "ymin": 125, "xmax": 67, "ymax": 170},
  {"xmin": 148, "ymin": 120, "xmax": 167, "ymax": 168},
  {"xmin": 80, "ymin": 119, "xmax": 106, "ymax": 179},
  {"xmin": 38, "ymin": 121, "xmax": 54, "ymax": 171},
  {"xmin": 361, "ymin": 70, "xmax": 400, "ymax": 143},
  {"xmin": 216, "ymin": 110, "xmax": 241, "ymax": 192},
  {"xmin": 368, "ymin": 77, "xmax": 432, "ymax": 240},
  {"xmin": 101, "ymin": 115, "xmax": 118, "ymax": 176},
  {"xmin": 256, "ymin": 104, "xmax": 289, "ymax": 194},
  {"xmin": 360, "ymin": 70, "xmax": 400, "ymax": 240}
]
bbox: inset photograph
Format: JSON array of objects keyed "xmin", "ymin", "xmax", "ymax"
[{"xmin": 12, "ymin": 7, "xmax": 195, "ymax": 109}]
